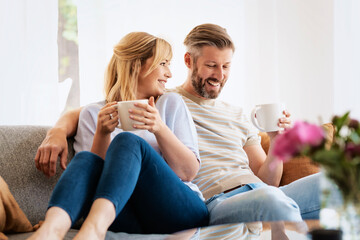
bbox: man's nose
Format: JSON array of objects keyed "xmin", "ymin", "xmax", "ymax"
[{"xmin": 213, "ymin": 67, "xmax": 224, "ymax": 80}]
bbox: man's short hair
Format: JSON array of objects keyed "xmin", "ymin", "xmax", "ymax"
[{"xmin": 184, "ymin": 23, "xmax": 235, "ymax": 58}]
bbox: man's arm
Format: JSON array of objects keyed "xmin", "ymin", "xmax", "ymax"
[
  {"xmin": 245, "ymin": 143, "xmax": 283, "ymax": 186},
  {"xmin": 245, "ymin": 110, "xmax": 292, "ymax": 187},
  {"xmin": 34, "ymin": 107, "xmax": 82, "ymax": 177}
]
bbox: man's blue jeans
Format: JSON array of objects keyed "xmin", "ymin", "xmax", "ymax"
[
  {"xmin": 48, "ymin": 132, "xmax": 209, "ymax": 234},
  {"xmin": 207, "ymin": 173, "xmax": 320, "ymax": 225}
]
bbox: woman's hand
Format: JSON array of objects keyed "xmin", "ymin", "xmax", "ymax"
[
  {"xmin": 96, "ymin": 102, "xmax": 119, "ymax": 136},
  {"xmin": 92, "ymin": 102, "xmax": 118, "ymax": 159},
  {"xmin": 267, "ymin": 110, "xmax": 292, "ymax": 140},
  {"xmin": 129, "ymin": 97, "xmax": 166, "ymax": 134}
]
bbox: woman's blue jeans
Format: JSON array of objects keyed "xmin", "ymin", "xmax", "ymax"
[{"xmin": 48, "ymin": 132, "xmax": 209, "ymax": 234}]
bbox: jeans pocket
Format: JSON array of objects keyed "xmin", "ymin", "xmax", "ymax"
[
  {"xmin": 246, "ymin": 182, "xmax": 267, "ymax": 190},
  {"xmin": 205, "ymin": 193, "xmax": 224, "ymax": 211}
]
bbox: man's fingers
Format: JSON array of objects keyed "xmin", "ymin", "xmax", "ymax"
[
  {"xmin": 34, "ymin": 149, "xmax": 41, "ymax": 170},
  {"xmin": 40, "ymin": 149, "xmax": 50, "ymax": 175},
  {"xmin": 60, "ymin": 148, "xmax": 68, "ymax": 170},
  {"xmin": 49, "ymin": 149, "xmax": 60, "ymax": 176}
]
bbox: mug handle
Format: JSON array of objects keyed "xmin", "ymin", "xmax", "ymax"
[{"xmin": 251, "ymin": 107, "xmax": 265, "ymax": 132}]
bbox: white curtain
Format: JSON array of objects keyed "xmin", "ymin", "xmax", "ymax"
[
  {"xmin": 1, "ymin": 0, "xmax": 359, "ymax": 125},
  {"xmin": 0, "ymin": 0, "xmax": 60, "ymax": 125}
]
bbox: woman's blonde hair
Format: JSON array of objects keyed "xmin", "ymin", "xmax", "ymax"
[{"xmin": 104, "ymin": 32, "xmax": 172, "ymax": 102}]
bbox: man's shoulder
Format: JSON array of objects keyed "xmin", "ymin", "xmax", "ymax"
[{"xmin": 165, "ymin": 87, "xmax": 181, "ymax": 95}]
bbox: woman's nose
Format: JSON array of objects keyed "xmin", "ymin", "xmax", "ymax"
[{"xmin": 165, "ymin": 70, "xmax": 172, "ymax": 78}]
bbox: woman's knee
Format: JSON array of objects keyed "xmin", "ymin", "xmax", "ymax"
[
  {"xmin": 70, "ymin": 151, "xmax": 103, "ymax": 165},
  {"xmin": 112, "ymin": 132, "xmax": 140, "ymax": 144}
]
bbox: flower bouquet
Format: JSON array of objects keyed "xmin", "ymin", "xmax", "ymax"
[{"xmin": 272, "ymin": 112, "xmax": 360, "ymax": 238}]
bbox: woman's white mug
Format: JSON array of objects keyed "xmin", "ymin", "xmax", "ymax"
[
  {"xmin": 116, "ymin": 99, "xmax": 148, "ymax": 131},
  {"xmin": 251, "ymin": 103, "xmax": 285, "ymax": 132}
]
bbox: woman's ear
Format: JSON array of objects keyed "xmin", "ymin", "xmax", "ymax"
[{"xmin": 184, "ymin": 52, "xmax": 192, "ymax": 68}]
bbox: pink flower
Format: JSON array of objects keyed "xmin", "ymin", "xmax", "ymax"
[{"xmin": 272, "ymin": 121, "xmax": 325, "ymax": 162}]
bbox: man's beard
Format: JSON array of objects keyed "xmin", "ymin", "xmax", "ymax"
[{"xmin": 191, "ymin": 66, "xmax": 224, "ymax": 99}]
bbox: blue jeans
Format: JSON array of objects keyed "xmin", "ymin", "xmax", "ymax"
[
  {"xmin": 206, "ymin": 173, "xmax": 320, "ymax": 225},
  {"xmin": 49, "ymin": 132, "xmax": 209, "ymax": 234}
]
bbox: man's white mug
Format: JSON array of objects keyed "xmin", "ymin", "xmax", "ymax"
[
  {"xmin": 116, "ymin": 99, "xmax": 148, "ymax": 131},
  {"xmin": 251, "ymin": 103, "xmax": 285, "ymax": 132}
]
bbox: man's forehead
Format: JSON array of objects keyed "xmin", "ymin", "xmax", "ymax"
[{"xmin": 199, "ymin": 46, "xmax": 233, "ymax": 63}]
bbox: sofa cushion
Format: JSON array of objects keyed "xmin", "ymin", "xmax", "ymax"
[
  {"xmin": 1, "ymin": 176, "xmax": 33, "ymax": 237},
  {"xmin": 0, "ymin": 126, "xmax": 75, "ymax": 226}
]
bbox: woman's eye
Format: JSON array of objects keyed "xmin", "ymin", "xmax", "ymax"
[{"xmin": 160, "ymin": 62, "xmax": 166, "ymax": 66}]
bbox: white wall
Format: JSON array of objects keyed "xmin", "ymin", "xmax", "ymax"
[
  {"xmin": 76, "ymin": 0, "xmax": 337, "ymax": 124},
  {"xmin": 76, "ymin": 0, "xmax": 245, "ymax": 106},
  {"xmin": 1, "ymin": 0, "xmax": 359, "ymax": 125},
  {"xmin": 334, "ymin": 0, "xmax": 360, "ymax": 120},
  {"xmin": 241, "ymin": 0, "xmax": 334, "ymax": 123}
]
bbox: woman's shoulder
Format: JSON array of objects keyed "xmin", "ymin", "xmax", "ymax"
[
  {"xmin": 79, "ymin": 100, "xmax": 106, "ymax": 119},
  {"xmin": 156, "ymin": 92, "xmax": 184, "ymax": 106}
]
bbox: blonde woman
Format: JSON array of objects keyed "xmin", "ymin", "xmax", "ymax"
[{"xmin": 30, "ymin": 32, "xmax": 208, "ymax": 240}]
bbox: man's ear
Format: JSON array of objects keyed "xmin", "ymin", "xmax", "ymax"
[{"xmin": 184, "ymin": 52, "xmax": 192, "ymax": 68}]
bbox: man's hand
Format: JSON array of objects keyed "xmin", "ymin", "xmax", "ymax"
[
  {"xmin": 34, "ymin": 128, "xmax": 68, "ymax": 177},
  {"xmin": 267, "ymin": 110, "xmax": 292, "ymax": 140}
]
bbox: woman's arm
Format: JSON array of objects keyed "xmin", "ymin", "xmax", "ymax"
[
  {"xmin": 91, "ymin": 102, "xmax": 118, "ymax": 159},
  {"xmin": 155, "ymin": 124, "xmax": 199, "ymax": 182},
  {"xmin": 35, "ymin": 107, "xmax": 82, "ymax": 177},
  {"xmin": 130, "ymin": 96, "xmax": 200, "ymax": 182}
]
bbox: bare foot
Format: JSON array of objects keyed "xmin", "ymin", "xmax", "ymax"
[
  {"xmin": 26, "ymin": 225, "xmax": 66, "ymax": 240},
  {"xmin": 73, "ymin": 198, "xmax": 115, "ymax": 240},
  {"xmin": 73, "ymin": 222, "xmax": 106, "ymax": 240},
  {"xmin": 27, "ymin": 207, "xmax": 71, "ymax": 240}
]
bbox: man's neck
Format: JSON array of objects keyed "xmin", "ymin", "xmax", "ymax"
[{"xmin": 181, "ymin": 81, "xmax": 207, "ymax": 100}]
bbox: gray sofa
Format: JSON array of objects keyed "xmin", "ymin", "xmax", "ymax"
[
  {"xmin": 1, "ymin": 125, "xmax": 319, "ymax": 239},
  {"xmin": 0, "ymin": 126, "xmax": 176, "ymax": 240}
]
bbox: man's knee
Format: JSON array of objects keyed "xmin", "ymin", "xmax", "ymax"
[{"xmin": 254, "ymin": 186, "xmax": 300, "ymax": 211}]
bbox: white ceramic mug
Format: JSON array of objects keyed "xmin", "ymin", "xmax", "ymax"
[
  {"xmin": 116, "ymin": 99, "xmax": 148, "ymax": 131},
  {"xmin": 251, "ymin": 103, "xmax": 285, "ymax": 132}
]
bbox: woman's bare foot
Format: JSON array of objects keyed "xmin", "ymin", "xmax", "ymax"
[
  {"xmin": 73, "ymin": 198, "xmax": 115, "ymax": 240},
  {"xmin": 73, "ymin": 221, "xmax": 107, "ymax": 240},
  {"xmin": 27, "ymin": 207, "xmax": 71, "ymax": 240},
  {"xmin": 27, "ymin": 225, "xmax": 66, "ymax": 240}
]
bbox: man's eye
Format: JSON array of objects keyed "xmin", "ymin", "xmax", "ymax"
[{"xmin": 206, "ymin": 64, "xmax": 216, "ymax": 68}]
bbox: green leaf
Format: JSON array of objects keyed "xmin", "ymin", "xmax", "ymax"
[
  {"xmin": 349, "ymin": 131, "xmax": 360, "ymax": 144},
  {"xmin": 312, "ymin": 149, "xmax": 343, "ymax": 164},
  {"xmin": 333, "ymin": 112, "xmax": 350, "ymax": 137}
]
